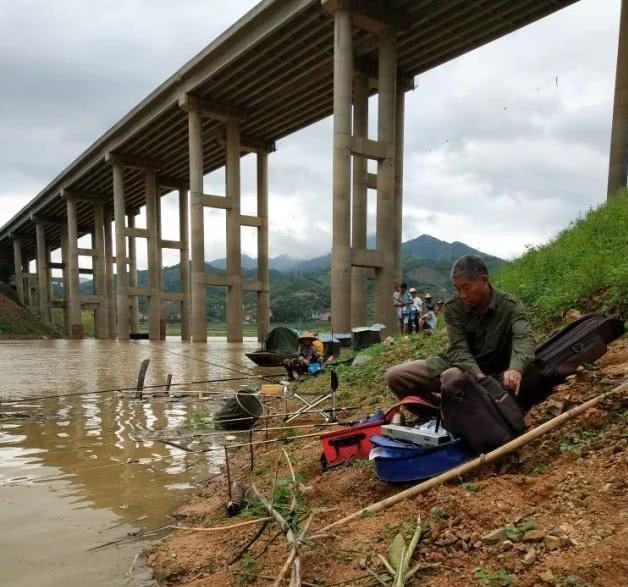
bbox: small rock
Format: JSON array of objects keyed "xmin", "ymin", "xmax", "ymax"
[
  {"xmin": 514, "ymin": 543, "xmax": 527, "ymax": 553},
  {"xmin": 482, "ymin": 527, "xmax": 506, "ymax": 544},
  {"xmin": 437, "ymin": 530, "xmax": 458, "ymax": 546},
  {"xmin": 539, "ymin": 570, "xmax": 555, "ymax": 584},
  {"xmin": 548, "ymin": 528, "xmax": 566, "ymax": 537},
  {"xmin": 358, "ymin": 558, "xmax": 367, "ymax": 570},
  {"xmin": 559, "ymin": 536, "xmax": 573, "ymax": 548},
  {"xmin": 514, "ymin": 561, "xmax": 524, "ymax": 573},
  {"xmin": 382, "ymin": 336, "xmax": 395, "ymax": 348},
  {"xmin": 499, "ymin": 540, "xmax": 514, "ymax": 552},
  {"xmin": 544, "ymin": 535, "xmax": 561, "ymax": 550},
  {"xmin": 352, "ymin": 354, "xmax": 372, "ymax": 367},
  {"xmin": 523, "ymin": 530, "xmax": 545, "ymax": 543},
  {"xmin": 523, "ymin": 547, "xmax": 537, "ymax": 565},
  {"xmin": 545, "ymin": 399, "xmax": 565, "ymax": 418},
  {"xmin": 473, "ymin": 541, "xmax": 482, "ymax": 550}
]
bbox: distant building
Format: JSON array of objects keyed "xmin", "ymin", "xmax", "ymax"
[{"xmin": 311, "ymin": 310, "xmax": 331, "ymax": 321}]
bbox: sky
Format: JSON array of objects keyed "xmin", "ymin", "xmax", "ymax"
[{"xmin": 0, "ymin": 0, "xmax": 621, "ymax": 267}]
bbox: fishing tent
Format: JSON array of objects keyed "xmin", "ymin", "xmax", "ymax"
[{"xmin": 265, "ymin": 327, "xmax": 299, "ymax": 353}]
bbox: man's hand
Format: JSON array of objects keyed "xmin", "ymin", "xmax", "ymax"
[
  {"xmin": 475, "ymin": 372, "xmax": 487, "ymax": 382},
  {"xmin": 503, "ymin": 369, "xmax": 522, "ymax": 394}
]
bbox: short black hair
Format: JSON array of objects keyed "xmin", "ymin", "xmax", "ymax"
[
  {"xmin": 450, "ymin": 255, "xmax": 489, "ymax": 280},
  {"xmin": 400, "ymin": 282, "xmax": 408, "ymax": 289}
]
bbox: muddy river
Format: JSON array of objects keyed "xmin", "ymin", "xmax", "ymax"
[{"xmin": 0, "ymin": 338, "xmax": 277, "ymax": 586}]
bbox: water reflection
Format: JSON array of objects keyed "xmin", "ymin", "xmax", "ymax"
[{"xmin": 0, "ymin": 337, "xmax": 270, "ymax": 586}]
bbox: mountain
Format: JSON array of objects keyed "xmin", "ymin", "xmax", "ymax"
[{"xmin": 76, "ymin": 234, "xmax": 506, "ymax": 323}]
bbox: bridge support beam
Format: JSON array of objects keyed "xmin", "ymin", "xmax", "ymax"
[
  {"xmin": 127, "ymin": 211, "xmax": 140, "ymax": 334},
  {"xmin": 66, "ymin": 198, "xmax": 83, "ymax": 338},
  {"xmin": 12, "ymin": 239, "xmax": 24, "ymax": 305},
  {"xmin": 113, "ymin": 163, "xmax": 130, "ymax": 340},
  {"xmin": 225, "ymin": 119, "xmax": 243, "ymax": 343},
  {"xmin": 179, "ymin": 187, "xmax": 191, "ymax": 341},
  {"xmin": 145, "ymin": 170, "xmax": 162, "ymax": 341},
  {"xmin": 330, "ymin": 8, "xmax": 354, "ymax": 334},
  {"xmin": 373, "ymin": 26, "xmax": 398, "ymax": 331},
  {"xmin": 608, "ymin": 0, "xmax": 628, "ymax": 196},
  {"xmin": 104, "ymin": 210, "xmax": 116, "ymax": 338},
  {"xmin": 187, "ymin": 107, "xmax": 207, "ymax": 342},
  {"xmin": 351, "ymin": 72, "xmax": 369, "ymax": 328},
  {"xmin": 393, "ymin": 86, "xmax": 405, "ymax": 285},
  {"xmin": 256, "ymin": 151, "xmax": 270, "ymax": 343},
  {"xmin": 93, "ymin": 202, "xmax": 108, "ymax": 339},
  {"xmin": 35, "ymin": 221, "xmax": 50, "ymax": 323}
]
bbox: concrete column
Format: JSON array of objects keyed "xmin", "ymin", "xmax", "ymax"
[
  {"xmin": 113, "ymin": 163, "xmax": 130, "ymax": 340},
  {"xmin": 104, "ymin": 211, "xmax": 116, "ymax": 338},
  {"xmin": 374, "ymin": 27, "xmax": 397, "ymax": 332},
  {"xmin": 188, "ymin": 108, "xmax": 207, "ymax": 342},
  {"xmin": 351, "ymin": 72, "xmax": 369, "ymax": 327},
  {"xmin": 226, "ymin": 118, "xmax": 243, "ymax": 343},
  {"xmin": 127, "ymin": 212, "xmax": 140, "ymax": 333},
  {"xmin": 330, "ymin": 9, "xmax": 353, "ymax": 334},
  {"xmin": 35, "ymin": 222, "xmax": 50, "ymax": 323},
  {"xmin": 179, "ymin": 187, "xmax": 191, "ymax": 341},
  {"xmin": 61, "ymin": 229, "xmax": 72, "ymax": 336},
  {"xmin": 47, "ymin": 244, "xmax": 55, "ymax": 325},
  {"xmin": 12, "ymin": 239, "xmax": 24, "ymax": 305},
  {"xmin": 393, "ymin": 87, "xmax": 405, "ymax": 284},
  {"xmin": 608, "ymin": 0, "xmax": 628, "ymax": 196},
  {"xmin": 256, "ymin": 151, "xmax": 270, "ymax": 342},
  {"xmin": 145, "ymin": 170, "xmax": 161, "ymax": 341},
  {"xmin": 24, "ymin": 262, "xmax": 32, "ymax": 308},
  {"xmin": 66, "ymin": 198, "xmax": 83, "ymax": 338},
  {"xmin": 93, "ymin": 202, "xmax": 108, "ymax": 339}
]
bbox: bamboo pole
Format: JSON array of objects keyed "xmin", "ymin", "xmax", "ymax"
[
  {"xmin": 170, "ymin": 517, "xmax": 271, "ymax": 532},
  {"xmin": 318, "ymin": 385, "xmax": 627, "ymax": 533}
]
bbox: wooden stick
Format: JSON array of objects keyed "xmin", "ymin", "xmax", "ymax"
[
  {"xmin": 224, "ymin": 447, "xmax": 232, "ymax": 501},
  {"xmin": 170, "ymin": 517, "xmax": 271, "ymax": 532},
  {"xmin": 319, "ymin": 385, "xmax": 627, "ymax": 533},
  {"xmin": 227, "ymin": 520, "xmax": 269, "ymax": 566}
]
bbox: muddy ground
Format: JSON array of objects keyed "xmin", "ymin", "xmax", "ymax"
[{"xmin": 147, "ymin": 340, "xmax": 628, "ymax": 587}]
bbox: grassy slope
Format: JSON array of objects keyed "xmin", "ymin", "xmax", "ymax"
[
  {"xmin": 494, "ymin": 191, "xmax": 628, "ymax": 327},
  {"xmin": 0, "ymin": 293, "xmax": 60, "ymax": 338}
]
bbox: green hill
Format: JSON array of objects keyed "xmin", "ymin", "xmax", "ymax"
[
  {"xmin": 0, "ymin": 290, "xmax": 60, "ymax": 338},
  {"xmin": 494, "ymin": 191, "xmax": 628, "ymax": 327}
]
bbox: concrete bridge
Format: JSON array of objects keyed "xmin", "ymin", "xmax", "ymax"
[{"xmin": 2, "ymin": 0, "xmax": 625, "ymax": 342}]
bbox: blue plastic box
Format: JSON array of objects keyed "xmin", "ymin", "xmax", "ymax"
[{"xmin": 369, "ymin": 435, "xmax": 472, "ymax": 483}]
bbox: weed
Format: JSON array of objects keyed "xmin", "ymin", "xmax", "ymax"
[
  {"xmin": 184, "ymin": 411, "xmax": 214, "ymax": 431},
  {"xmin": 462, "ymin": 481, "xmax": 480, "ymax": 493},
  {"xmin": 559, "ymin": 430, "xmax": 598, "ymax": 457},
  {"xmin": 474, "ymin": 566, "xmax": 513, "ymax": 587},
  {"xmin": 235, "ymin": 553, "xmax": 256, "ymax": 585},
  {"xmin": 242, "ymin": 473, "xmax": 306, "ymax": 529},
  {"xmin": 504, "ymin": 519, "xmax": 536, "ymax": 542},
  {"xmin": 430, "ymin": 507, "xmax": 447, "ymax": 520},
  {"xmin": 532, "ymin": 462, "xmax": 548, "ymax": 475}
]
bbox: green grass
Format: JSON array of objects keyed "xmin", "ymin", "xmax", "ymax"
[
  {"xmin": 494, "ymin": 191, "xmax": 628, "ymax": 328},
  {"xmin": 474, "ymin": 566, "xmax": 513, "ymax": 587}
]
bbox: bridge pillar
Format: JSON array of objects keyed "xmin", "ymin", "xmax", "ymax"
[
  {"xmin": 330, "ymin": 8, "xmax": 354, "ymax": 334},
  {"xmin": 60, "ymin": 229, "xmax": 72, "ymax": 336},
  {"xmin": 35, "ymin": 221, "xmax": 50, "ymax": 323},
  {"xmin": 65, "ymin": 198, "xmax": 83, "ymax": 338},
  {"xmin": 351, "ymin": 72, "xmax": 369, "ymax": 328},
  {"xmin": 608, "ymin": 0, "xmax": 628, "ymax": 196},
  {"xmin": 226, "ymin": 119, "xmax": 243, "ymax": 343},
  {"xmin": 93, "ymin": 202, "xmax": 108, "ymax": 339},
  {"xmin": 393, "ymin": 86, "xmax": 405, "ymax": 284},
  {"xmin": 112, "ymin": 163, "xmax": 130, "ymax": 340},
  {"xmin": 24, "ymin": 262, "xmax": 33, "ymax": 309},
  {"xmin": 127, "ymin": 211, "xmax": 140, "ymax": 334},
  {"xmin": 187, "ymin": 107, "xmax": 207, "ymax": 342},
  {"xmin": 145, "ymin": 170, "xmax": 162, "ymax": 341},
  {"xmin": 103, "ymin": 210, "xmax": 116, "ymax": 338},
  {"xmin": 373, "ymin": 27, "xmax": 398, "ymax": 332},
  {"xmin": 12, "ymin": 239, "xmax": 24, "ymax": 305},
  {"xmin": 256, "ymin": 151, "xmax": 270, "ymax": 342},
  {"xmin": 177, "ymin": 187, "xmax": 191, "ymax": 341}
]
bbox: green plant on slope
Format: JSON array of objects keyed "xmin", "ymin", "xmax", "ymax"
[{"xmin": 474, "ymin": 566, "xmax": 513, "ymax": 587}]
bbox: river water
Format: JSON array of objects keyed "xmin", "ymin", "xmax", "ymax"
[{"xmin": 0, "ymin": 337, "xmax": 275, "ymax": 587}]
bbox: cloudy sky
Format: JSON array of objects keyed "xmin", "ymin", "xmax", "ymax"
[{"xmin": 0, "ymin": 0, "xmax": 621, "ymax": 266}]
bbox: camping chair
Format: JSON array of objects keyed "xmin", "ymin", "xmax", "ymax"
[{"xmin": 284, "ymin": 370, "xmax": 338, "ymax": 424}]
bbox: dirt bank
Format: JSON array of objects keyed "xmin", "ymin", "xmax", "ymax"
[
  {"xmin": 0, "ymin": 291, "xmax": 60, "ymax": 338},
  {"xmin": 147, "ymin": 339, "xmax": 628, "ymax": 587}
]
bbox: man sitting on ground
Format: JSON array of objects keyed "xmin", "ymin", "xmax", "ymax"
[
  {"xmin": 385, "ymin": 255, "xmax": 535, "ymax": 405},
  {"xmin": 283, "ymin": 332, "xmax": 322, "ymax": 381}
]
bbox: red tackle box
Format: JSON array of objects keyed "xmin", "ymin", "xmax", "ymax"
[{"xmin": 319, "ymin": 396, "xmax": 438, "ymax": 470}]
